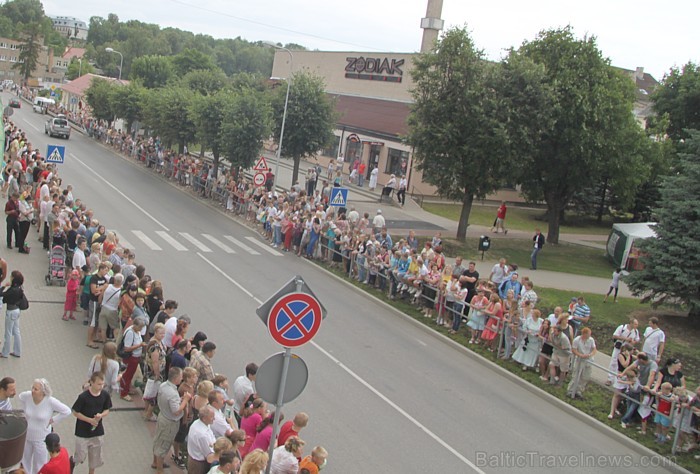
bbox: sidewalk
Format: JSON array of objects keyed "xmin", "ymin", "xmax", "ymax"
[{"xmin": 0, "ymin": 244, "xmax": 175, "ymax": 473}]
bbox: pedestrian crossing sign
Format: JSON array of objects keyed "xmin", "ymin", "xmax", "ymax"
[
  {"xmin": 329, "ymin": 187, "xmax": 348, "ymax": 207},
  {"xmin": 46, "ymin": 145, "xmax": 65, "ymax": 164}
]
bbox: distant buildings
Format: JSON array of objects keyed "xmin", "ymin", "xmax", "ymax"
[
  {"xmin": 0, "ymin": 36, "xmax": 64, "ymax": 88},
  {"xmin": 50, "ymin": 16, "xmax": 88, "ymax": 41}
]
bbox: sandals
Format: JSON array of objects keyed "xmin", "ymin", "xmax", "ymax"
[
  {"xmin": 86, "ymin": 344, "xmax": 99, "ymax": 349},
  {"xmin": 120, "ymin": 395, "xmax": 133, "ymax": 402}
]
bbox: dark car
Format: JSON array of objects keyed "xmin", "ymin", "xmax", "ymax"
[{"xmin": 9, "ymin": 98, "xmax": 20, "ymax": 108}]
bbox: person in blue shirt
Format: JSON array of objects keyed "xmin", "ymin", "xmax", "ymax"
[{"xmin": 499, "ymin": 272, "xmax": 522, "ymax": 300}]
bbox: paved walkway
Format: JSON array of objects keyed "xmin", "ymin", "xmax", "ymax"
[{"xmin": 0, "ymin": 247, "xmax": 173, "ymax": 473}]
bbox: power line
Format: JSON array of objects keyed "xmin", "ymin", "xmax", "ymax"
[{"xmin": 167, "ymin": 0, "xmax": 382, "ymax": 51}]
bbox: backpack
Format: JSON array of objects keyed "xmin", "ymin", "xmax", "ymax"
[{"xmin": 116, "ymin": 327, "xmax": 132, "ymax": 359}]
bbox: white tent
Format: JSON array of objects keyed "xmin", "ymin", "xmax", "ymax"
[{"xmin": 606, "ymin": 223, "xmax": 656, "ymax": 270}]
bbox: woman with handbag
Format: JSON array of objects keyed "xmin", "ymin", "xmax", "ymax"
[
  {"xmin": 1, "ymin": 270, "xmax": 27, "ymax": 358},
  {"xmin": 119, "ymin": 317, "xmax": 147, "ymax": 402},
  {"xmin": 143, "ymin": 322, "xmax": 167, "ymax": 421}
]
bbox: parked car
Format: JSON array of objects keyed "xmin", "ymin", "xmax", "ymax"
[
  {"xmin": 9, "ymin": 98, "xmax": 20, "ymax": 108},
  {"xmin": 45, "ymin": 115, "xmax": 70, "ymax": 139}
]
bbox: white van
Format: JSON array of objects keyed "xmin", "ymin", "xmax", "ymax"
[{"xmin": 33, "ymin": 97, "xmax": 55, "ymax": 114}]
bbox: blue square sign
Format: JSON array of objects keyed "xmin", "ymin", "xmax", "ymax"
[
  {"xmin": 46, "ymin": 145, "xmax": 65, "ymax": 164},
  {"xmin": 329, "ymin": 187, "xmax": 348, "ymax": 207}
]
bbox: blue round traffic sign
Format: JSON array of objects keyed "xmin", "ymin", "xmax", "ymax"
[{"xmin": 268, "ymin": 292, "xmax": 323, "ymax": 347}]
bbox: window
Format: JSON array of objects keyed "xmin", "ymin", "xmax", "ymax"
[
  {"xmin": 321, "ymin": 135, "xmax": 339, "ymax": 158},
  {"xmin": 0, "ymin": 55, "xmax": 5, "ymax": 61},
  {"xmin": 0, "ymin": 43, "xmax": 6, "ymax": 48},
  {"xmin": 10, "ymin": 44, "xmax": 17, "ymax": 50},
  {"xmin": 385, "ymin": 148, "xmax": 409, "ymax": 175},
  {"xmin": 345, "ymin": 139, "xmax": 362, "ymax": 162},
  {"xmin": 10, "ymin": 56, "xmax": 16, "ymax": 62}
]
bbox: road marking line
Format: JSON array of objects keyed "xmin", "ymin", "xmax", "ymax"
[
  {"xmin": 244, "ymin": 236, "xmax": 283, "ymax": 256},
  {"xmin": 416, "ymin": 339, "xmax": 428, "ymax": 346},
  {"xmin": 69, "ymin": 153, "xmax": 169, "ymax": 231},
  {"xmin": 23, "ymin": 118, "xmax": 40, "ymax": 131},
  {"xmin": 224, "ymin": 235, "xmax": 260, "ymax": 255},
  {"xmin": 179, "ymin": 232, "xmax": 212, "ymax": 252},
  {"xmin": 132, "ymin": 230, "xmax": 162, "ymax": 251},
  {"xmin": 114, "ymin": 231, "xmax": 134, "ymax": 251},
  {"xmin": 196, "ymin": 252, "xmax": 483, "ymax": 472},
  {"xmin": 155, "ymin": 231, "xmax": 188, "ymax": 251},
  {"xmin": 202, "ymin": 234, "xmax": 235, "ymax": 253},
  {"xmin": 197, "ymin": 253, "xmax": 258, "ymax": 301}
]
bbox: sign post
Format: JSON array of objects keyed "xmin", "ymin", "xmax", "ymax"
[
  {"xmin": 46, "ymin": 145, "xmax": 65, "ymax": 164},
  {"xmin": 256, "ymin": 276, "xmax": 326, "ymax": 474}
]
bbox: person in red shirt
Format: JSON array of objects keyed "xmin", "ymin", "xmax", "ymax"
[
  {"xmin": 492, "ymin": 201, "xmax": 508, "ymax": 234},
  {"xmin": 38, "ymin": 433, "xmax": 71, "ymax": 474},
  {"xmin": 276, "ymin": 412, "xmax": 309, "ymax": 448}
]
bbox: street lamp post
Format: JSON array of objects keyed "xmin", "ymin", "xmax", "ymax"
[
  {"xmin": 263, "ymin": 41, "xmax": 293, "ymax": 192},
  {"xmin": 105, "ymin": 47, "xmax": 123, "ymax": 81},
  {"xmin": 78, "ymin": 58, "xmax": 82, "ymax": 77}
]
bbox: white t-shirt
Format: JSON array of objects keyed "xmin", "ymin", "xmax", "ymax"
[
  {"xmin": 490, "ymin": 264, "xmax": 508, "ymax": 284},
  {"xmin": 232, "ymin": 375, "xmax": 254, "ymax": 415},
  {"xmin": 101, "ymin": 285, "xmax": 121, "ymax": 311},
  {"xmin": 210, "ymin": 404, "xmax": 233, "ymax": 438},
  {"xmin": 164, "ymin": 316, "xmax": 178, "ymax": 349},
  {"xmin": 270, "ymin": 445, "xmax": 299, "ymax": 474},
  {"xmin": 187, "ymin": 419, "xmax": 215, "ymax": 462},
  {"xmin": 642, "ymin": 327, "xmax": 665, "ymax": 358}
]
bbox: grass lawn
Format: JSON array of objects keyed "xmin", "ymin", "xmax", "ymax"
[
  {"xmin": 441, "ymin": 237, "xmax": 614, "ymax": 279},
  {"xmin": 317, "ymin": 261, "xmax": 699, "ymax": 472},
  {"xmin": 423, "ymin": 202, "xmax": 614, "ymax": 236}
]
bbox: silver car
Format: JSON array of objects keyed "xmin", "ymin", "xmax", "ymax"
[{"xmin": 45, "ymin": 115, "xmax": 71, "ymax": 139}]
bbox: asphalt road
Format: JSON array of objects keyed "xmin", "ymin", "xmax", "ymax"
[{"xmin": 5, "ymin": 92, "xmax": 675, "ymax": 473}]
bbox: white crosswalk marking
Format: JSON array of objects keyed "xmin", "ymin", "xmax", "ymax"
[
  {"xmin": 132, "ymin": 230, "xmax": 162, "ymax": 251},
  {"xmin": 202, "ymin": 234, "xmax": 236, "ymax": 254},
  {"xmin": 155, "ymin": 231, "xmax": 188, "ymax": 251},
  {"xmin": 224, "ymin": 236, "xmax": 260, "ymax": 255},
  {"xmin": 179, "ymin": 232, "xmax": 212, "ymax": 252},
  {"xmin": 114, "ymin": 232, "xmax": 134, "ymax": 251},
  {"xmin": 244, "ymin": 236, "xmax": 283, "ymax": 256}
]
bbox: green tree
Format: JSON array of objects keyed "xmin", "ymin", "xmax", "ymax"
[
  {"xmin": 110, "ymin": 82, "xmax": 145, "ymax": 132},
  {"xmin": 179, "ymin": 68, "xmax": 228, "ymax": 95},
  {"xmin": 143, "ymin": 86, "xmax": 197, "ymax": 153},
  {"xmin": 626, "ymin": 131, "xmax": 700, "ymax": 322},
  {"xmin": 514, "ymin": 27, "xmax": 641, "ymax": 244},
  {"xmin": 271, "ymin": 72, "xmax": 335, "ymax": 185},
  {"xmin": 190, "ymin": 90, "xmax": 233, "ymax": 177},
  {"xmin": 221, "ymin": 90, "xmax": 272, "ymax": 169},
  {"xmin": 131, "ymin": 55, "xmax": 173, "ymax": 88},
  {"xmin": 65, "ymin": 58, "xmax": 95, "ymax": 80},
  {"xmin": 172, "ymin": 48, "xmax": 216, "ymax": 75},
  {"xmin": 12, "ymin": 23, "xmax": 42, "ymax": 86},
  {"xmin": 84, "ymin": 78, "xmax": 116, "ymax": 122},
  {"xmin": 407, "ymin": 26, "xmax": 508, "ymax": 240},
  {"xmin": 649, "ymin": 62, "xmax": 700, "ymax": 142}
]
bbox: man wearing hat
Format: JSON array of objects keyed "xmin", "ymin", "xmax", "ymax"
[{"xmin": 38, "ymin": 433, "xmax": 71, "ymax": 474}]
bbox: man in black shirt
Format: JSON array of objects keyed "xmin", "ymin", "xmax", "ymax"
[
  {"xmin": 72, "ymin": 372, "xmax": 112, "ymax": 474},
  {"xmin": 87, "ymin": 263, "xmax": 109, "ymax": 348},
  {"xmin": 460, "ymin": 261, "xmax": 480, "ymax": 303}
]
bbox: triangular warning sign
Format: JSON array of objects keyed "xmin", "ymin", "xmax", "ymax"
[
  {"xmin": 331, "ymin": 190, "xmax": 346, "ymax": 206},
  {"xmin": 253, "ymin": 156, "xmax": 269, "ymax": 171},
  {"xmin": 47, "ymin": 148, "xmax": 63, "ymax": 163}
]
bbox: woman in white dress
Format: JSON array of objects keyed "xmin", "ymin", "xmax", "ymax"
[
  {"xmin": 18, "ymin": 379, "xmax": 71, "ymax": 474},
  {"xmin": 368, "ymin": 166, "xmax": 379, "ymax": 191},
  {"xmin": 512, "ymin": 309, "xmax": 543, "ymax": 370}
]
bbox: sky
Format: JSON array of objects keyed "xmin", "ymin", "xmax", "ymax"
[{"xmin": 42, "ymin": 0, "xmax": 698, "ymax": 80}]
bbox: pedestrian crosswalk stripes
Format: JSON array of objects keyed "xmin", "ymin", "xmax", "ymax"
[
  {"xmin": 178, "ymin": 232, "xmax": 212, "ymax": 252},
  {"xmin": 202, "ymin": 234, "xmax": 236, "ymax": 254},
  {"xmin": 244, "ymin": 236, "xmax": 284, "ymax": 256},
  {"xmin": 108, "ymin": 230, "xmax": 282, "ymax": 256},
  {"xmin": 132, "ymin": 230, "xmax": 163, "ymax": 251},
  {"xmin": 155, "ymin": 231, "xmax": 188, "ymax": 251},
  {"xmin": 223, "ymin": 235, "xmax": 261, "ymax": 255}
]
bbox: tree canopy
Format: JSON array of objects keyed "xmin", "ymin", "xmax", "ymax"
[
  {"xmin": 407, "ymin": 26, "xmax": 510, "ymax": 240},
  {"xmin": 650, "ymin": 62, "xmax": 700, "ymax": 142}
]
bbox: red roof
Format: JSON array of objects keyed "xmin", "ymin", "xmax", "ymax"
[
  {"xmin": 332, "ymin": 94, "xmax": 410, "ymax": 138},
  {"xmin": 60, "ymin": 73, "xmax": 127, "ymax": 97},
  {"xmin": 62, "ymin": 47, "xmax": 86, "ymax": 60}
]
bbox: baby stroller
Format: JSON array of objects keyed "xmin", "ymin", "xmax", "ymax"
[
  {"xmin": 45, "ymin": 245, "xmax": 66, "ymax": 286},
  {"xmin": 379, "ymin": 185, "xmax": 395, "ymax": 203}
]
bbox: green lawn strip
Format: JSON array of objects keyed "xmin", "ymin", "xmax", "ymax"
[
  {"xmin": 316, "ymin": 261, "xmax": 698, "ymax": 470},
  {"xmin": 422, "ymin": 202, "xmax": 614, "ymax": 236},
  {"xmin": 441, "ymin": 238, "xmax": 614, "ymax": 279}
]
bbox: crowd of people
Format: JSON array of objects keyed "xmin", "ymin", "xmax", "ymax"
[{"xmin": 0, "ymin": 116, "xmax": 328, "ymax": 474}]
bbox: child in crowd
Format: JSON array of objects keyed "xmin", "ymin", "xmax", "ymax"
[
  {"xmin": 62, "ymin": 269, "xmax": 80, "ymax": 321},
  {"xmin": 654, "ymin": 382, "xmax": 674, "ymax": 444}
]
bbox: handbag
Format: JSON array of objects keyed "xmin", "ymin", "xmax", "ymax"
[
  {"xmin": 143, "ymin": 378, "xmax": 161, "ymax": 400},
  {"xmin": 116, "ymin": 328, "xmax": 132, "ymax": 359},
  {"xmin": 18, "ymin": 291, "xmax": 29, "ymax": 311}
]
